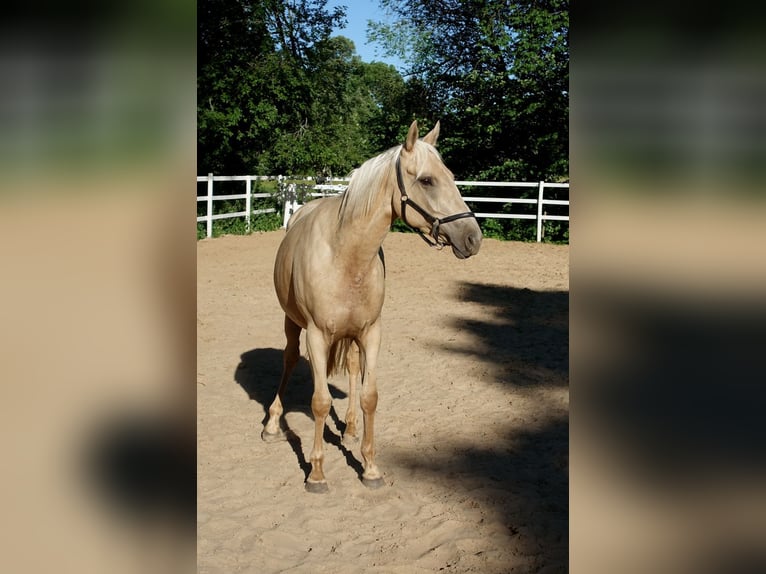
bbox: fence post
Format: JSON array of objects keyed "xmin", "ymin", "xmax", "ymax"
[
  {"xmin": 282, "ymin": 181, "xmax": 298, "ymax": 228},
  {"xmin": 536, "ymin": 181, "xmax": 545, "ymax": 242},
  {"xmin": 245, "ymin": 176, "xmax": 252, "ymax": 233},
  {"xmin": 206, "ymin": 173, "xmax": 214, "ymax": 238}
]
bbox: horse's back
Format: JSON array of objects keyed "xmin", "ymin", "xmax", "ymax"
[
  {"xmin": 278, "ymin": 197, "xmax": 339, "ymax": 264},
  {"xmin": 274, "ymin": 197, "xmax": 341, "ymax": 328},
  {"xmin": 285, "ymin": 197, "xmax": 327, "ymax": 230}
]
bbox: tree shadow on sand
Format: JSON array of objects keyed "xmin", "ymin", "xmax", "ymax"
[
  {"xmin": 445, "ymin": 282, "xmax": 568, "ymax": 386},
  {"xmin": 394, "ymin": 418, "xmax": 568, "ymax": 571},
  {"xmin": 234, "ymin": 348, "xmax": 363, "ymax": 481},
  {"xmin": 395, "ymin": 282, "xmax": 569, "ymax": 572}
]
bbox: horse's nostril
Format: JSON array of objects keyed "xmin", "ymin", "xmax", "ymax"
[{"xmin": 466, "ymin": 231, "xmax": 482, "ymax": 251}]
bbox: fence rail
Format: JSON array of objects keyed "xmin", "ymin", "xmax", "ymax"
[{"xmin": 197, "ymin": 174, "xmax": 569, "ymax": 242}]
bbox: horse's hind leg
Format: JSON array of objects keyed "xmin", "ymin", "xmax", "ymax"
[
  {"xmin": 342, "ymin": 341, "xmax": 361, "ymax": 445},
  {"xmin": 262, "ymin": 315, "xmax": 301, "ymax": 442}
]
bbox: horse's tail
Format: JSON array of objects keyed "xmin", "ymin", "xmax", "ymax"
[{"xmin": 327, "ymin": 338, "xmax": 353, "ymax": 377}]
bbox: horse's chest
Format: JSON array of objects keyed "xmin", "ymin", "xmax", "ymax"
[
  {"xmin": 341, "ymin": 280, "xmax": 384, "ymax": 315},
  {"xmin": 321, "ymin": 279, "xmax": 384, "ymax": 333}
]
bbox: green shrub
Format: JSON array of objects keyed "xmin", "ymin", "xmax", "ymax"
[
  {"xmin": 480, "ymin": 218, "xmax": 505, "ymax": 240},
  {"xmin": 251, "ymin": 211, "xmax": 282, "ymax": 232}
]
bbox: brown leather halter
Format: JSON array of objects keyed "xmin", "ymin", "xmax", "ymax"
[{"xmin": 395, "ymin": 155, "xmax": 477, "ymax": 249}]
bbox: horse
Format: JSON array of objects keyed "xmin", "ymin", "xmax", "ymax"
[{"xmin": 263, "ymin": 120, "xmax": 482, "ymax": 493}]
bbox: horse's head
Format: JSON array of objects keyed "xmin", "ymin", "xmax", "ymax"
[{"xmin": 393, "ymin": 121, "xmax": 482, "ymax": 259}]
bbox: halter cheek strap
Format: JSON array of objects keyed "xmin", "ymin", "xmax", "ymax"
[{"xmin": 395, "ymin": 155, "xmax": 477, "ymax": 248}]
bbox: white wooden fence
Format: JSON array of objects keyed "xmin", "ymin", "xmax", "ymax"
[
  {"xmin": 457, "ymin": 180, "xmax": 570, "ymax": 242},
  {"xmin": 197, "ymin": 174, "xmax": 569, "ymax": 242},
  {"xmin": 195, "ymin": 174, "xmax": 279, "ymax": 239}
]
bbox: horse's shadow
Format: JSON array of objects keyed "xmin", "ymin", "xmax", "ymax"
[{"xmin": 234, "ymin": 348, "xmax": 363, "ymax": 481}]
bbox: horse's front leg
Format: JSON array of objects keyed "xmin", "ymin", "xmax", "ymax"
[
  {"xmin": 358, "ymin": 321, "xmax": 384, "ymax": 489},
  {"xmin": 305, "ymin": 325, "xmax": 332, "ymax": 493}
]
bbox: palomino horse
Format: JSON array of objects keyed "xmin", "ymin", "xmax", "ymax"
[{"xmin": 263, "ymin": 120, "xmax": 482, "ymax": 492}]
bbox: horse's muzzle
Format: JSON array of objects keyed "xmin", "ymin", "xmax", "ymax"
[{"xmin": 446, "ymin": 218, "xmax": 482, "ymax": 259}]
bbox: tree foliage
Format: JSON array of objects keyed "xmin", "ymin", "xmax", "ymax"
[
  {"xmin": 370, "ymin": 0, "xmax": 568, "ymax": 181},
  {"xmin": 198, "ymin": 0, "xmax": 568, "ymax": 187},
  {"xmin": 199, "ymin": 0, "xmax": 357, "ymax": 175}
]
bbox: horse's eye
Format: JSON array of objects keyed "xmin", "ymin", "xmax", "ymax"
[{"xmin": 420, "ymin": 177, "xmax": 433, "ymax": 186}]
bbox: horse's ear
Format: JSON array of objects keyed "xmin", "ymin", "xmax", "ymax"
[
  {"xmin": 404, "ymin": 120, "xmax": 419, "ymax": 152},
  {"xmin": 422, "ymin": 121, "xmax": 440, "ymax": 146}
]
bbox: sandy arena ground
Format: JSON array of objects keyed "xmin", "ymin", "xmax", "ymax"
[{"xmin": 198, "ymin": 230, "xmax": 568, "ymax": 573}]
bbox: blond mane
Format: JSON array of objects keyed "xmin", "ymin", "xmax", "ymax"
[
  {"xmin": 337, "ymin": 146, "xmax": 399, "ymax": 226},
  {"xmin": 337, "ymin": 140, "xmax": 442, "ymax": 226}
]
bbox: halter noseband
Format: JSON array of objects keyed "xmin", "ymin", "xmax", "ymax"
[{"xmin": 395, "ymin": 155, "xmax": 476, "ymax": 249}]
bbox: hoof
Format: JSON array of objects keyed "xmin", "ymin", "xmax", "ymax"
[
  {"xmin": 305, "ymin": 480, "xmax": 329, "ymax": 494},
  {"xmin": 362, "ymin": 476, "xmax": 385, "ymax": 489},
  {"xmin": 261, "ymin": 429, "xmax": 286, "ymax": 443}
]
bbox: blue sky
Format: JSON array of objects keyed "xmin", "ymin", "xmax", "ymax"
[{"xmin": 325, "ymin": 0, "xmax": 406, "ymax": 72}]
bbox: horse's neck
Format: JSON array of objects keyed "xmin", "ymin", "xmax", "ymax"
[{"xmin": 336, "ymin": 186, "xmax": 394, "ymax": 271}]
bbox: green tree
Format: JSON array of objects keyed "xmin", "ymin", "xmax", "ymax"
[
  {"xmin": 198, "ymin": 0, "xmax": 349, "ymax": 175},
  {"xmin": 352, "ymin": 61, "xmax": 408, "ymax": 152},
  {"xmin": 369, "ymin": 0, "xmax": 568, "ymax": 182}
]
